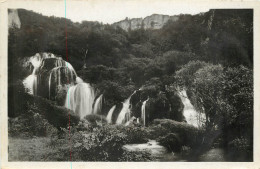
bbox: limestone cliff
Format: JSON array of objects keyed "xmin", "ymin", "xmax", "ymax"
[
  {"xmin": 8, "ymin": 9, "xmax": 21, "ymax": 29},
  {"xmin": 113, "ymin": 14, "xmax": 179, "ymax": 31}
]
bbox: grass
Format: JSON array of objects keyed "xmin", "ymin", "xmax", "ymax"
[
  {"xmin": 8, "ymin": 137, "xmax": 53, "ymax": 161},
  {"xmin": 198, "ymin": 148, "xmax": 225, "ymax": 161}
]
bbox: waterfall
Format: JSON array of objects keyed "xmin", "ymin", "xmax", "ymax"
[
  {"xmin": 23, "ymin": 53, "xmax": 98, "ymax": 120},
  {"xmin": 141, "ymin": 98, "xmax": 149, "ymax": 126},
  {"xmin": 65, "ymin": 83, "xmax": 95, "ymax": 119},
  {"xmin": 48, "ymin": 66, "xmax": 76, "ymax": 99},
  {"xmin": 93, "ymin": 94, "xmax": 103, "ymax": 114},
  {"xmin": 23, "ymin": 53, "xmax": 55, "ymax": 94},
  {"xmin": 23, "ymin": 74, "xmax": 38, "ymax": 95},
  {"xmin": 76, "ymin": 77, "xmax": 84, "ymax": 83},
  {"xmin": 23, "ymin": 53, "xmax": 76, "ymax": 96},
  {"xmin": 116, "ymin": 91, "xmax": 136, "ymax": 124},
  {"xmin": 178, "ymin": 90, "xmax": 205, "ymax": 127},
  {"xmin": 106, "ymin": 105, "xmax": 116, "ymax": 124}
]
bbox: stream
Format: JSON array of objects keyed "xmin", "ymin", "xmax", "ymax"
[
  {"xmin": 123, "ymin": 140, "xmax": 185, "ymax": 161},
  {"xmin": 123, "ymin": 140, "xmax": 226, "ymax": 161}
]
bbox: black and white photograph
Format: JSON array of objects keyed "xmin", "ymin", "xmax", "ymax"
[{"xmin": 1, "ymin": 0, "xmax": 258, "ymax": 166}]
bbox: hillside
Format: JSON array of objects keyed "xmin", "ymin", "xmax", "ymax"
[{"xmin": 8, "ymin": 8, "xmax": 253, "ymax": 162}]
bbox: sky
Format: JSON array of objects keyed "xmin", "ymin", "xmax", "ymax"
[{"xmin": 8, "ymin": 0, "xmax": 210, "ymax": 24}]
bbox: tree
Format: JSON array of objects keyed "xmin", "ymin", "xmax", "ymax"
[
  {"xmin": 175, "ymin": 60, "xmax": 208, "ymax": 88},
  {"xmin": 192, "ymin": 64, "xmax": 224, "ymax": 129},
  {"xmin": 221, "ymin": 66, "xmax": 253, "ymax": 145}
]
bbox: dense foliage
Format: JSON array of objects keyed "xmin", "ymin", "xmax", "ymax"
[
  {"xmin": 175, "ymin": 62, "xmax": 253, "ymax": 161},
  {"xmin": 8, "ymin": 9, "xmax": 253, "ymax": 161},
  {"xmin": 45, "ymin": 118, "xmax": 200, "ymax": 161}
]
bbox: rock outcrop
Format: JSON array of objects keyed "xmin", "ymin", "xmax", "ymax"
[
  {"xmin": 113, "ymin": 14, "xmax": 179, "ymax": 31},
  {"xmin": 8, "ymin": 9, "xmax": 21, "ymax": 29}
]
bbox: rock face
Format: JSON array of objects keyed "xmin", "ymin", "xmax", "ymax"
[
  {"xmin": 22, "ymin": 53, "xmax": 77, "ymax": 100},
  {"xmin": 113, "ymin": 14, "xmax": 179, "ymax": 31},
  {"xmin": 8, "ymin": 9, "xmax": 21, "ymax": 29}
]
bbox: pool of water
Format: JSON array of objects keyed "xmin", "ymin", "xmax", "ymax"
[
  {"xmin": 123, "ymin": 140, "xmax": 184, "ymax": 161},
  {"xmin": 123, "ymin": 140, "xmax": 226, "ymax": 162}
]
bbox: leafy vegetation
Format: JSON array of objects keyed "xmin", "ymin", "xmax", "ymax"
[
  {"xmin": 175, "ymin": 63, "xmax": 253, "ymax": 161},
  {"xmin": 8, "ymin": 9, "xmax": 253, "ymax": 161}
]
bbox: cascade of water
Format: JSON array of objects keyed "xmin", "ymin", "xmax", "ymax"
[
  {"xmin": 106, "ymin": 105, "xmax": 116, "ymax": 124},
  {"xmin": 125, "ymin": 111, "xmax": 131, "ymax": 122},
  {"xmin": 116, "ymin": 90, "xmax": 136, "ymax": 124},
  {"xmin": 48, "ymin": 66, "xmax": 76, "ymax": 99},
  {"xmin": 76, "ymin": 77, "xmax": 84, "ymax": 83},
  {"xmin": 23, "ymin": 53, "xmax": 97, "ymax": 120},
  {"xmin": 48, "ymin": 71, "xmax": 53, "ymax": 99},
  {"xmin": 65, "ymin": 83, "xmax": 95, "ymax": 119},
  {"xmin": 23, "ymin": 53, "xmax": 55, "ymax": 94},
  {"xmin": 41, "ymin": 57, "xmax": 77, "ymax": 76},
  {"xmin": 93, "ymin": 94, "xmax": 103, "ymax": 114},
  {"xmin": 24, "ymin": 53, "xmax": 78, "ymax": 96},
  {"xmin": 141, "ymin": 98, "xmax": 149, "ymax": 126},
  {"xmin": 178, "ymin": 90, "xmax": 205, "ymax": 127}
]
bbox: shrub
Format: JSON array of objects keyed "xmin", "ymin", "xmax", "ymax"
[
  {"xmin": 227, "ymin": 137, "xmax": 252, "ymax": 161},
  {"xmin": 9, "ymin": 90, "xmax": 80, "ymax": 128},
  {"xmin": 48, "ymin": 124, "xmax": 128, "ymax": 161},
  {"xmin": 119, "ymin": 151, "xmax": 153, "ymax": 161},
  {"xmin": 47, "ymin": 123, "xmax": 153, "ymax": 161},
  {"xmin": 157, "ymin": 133, "xmax": 181, "ymax": 152},
  {"xmin": 8, "ymin": 105, "xmax": 58, "ymax": 138},
  {"xmin": 122, "ymin": 125, "xmax": 149, "ymax": 144},
  {"xmin": 148, "ymin": 119, "xmax": 202, "ymax": 147},
  {"xmin": 84, "ymin": 114, "xmax": 107, "ymax": 127},
  {"xmin": 180, "ymin": 146, "xmax": 192, "ymax": 157}
]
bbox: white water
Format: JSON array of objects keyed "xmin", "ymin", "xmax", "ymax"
[
  {"xmin": 106, "ymin": 105, "xmax": 116, "ymax": 124},
  {"xmin": 93, "ymin": 94, "xmax": 103, "ymax": 114},
  {"xmin": 116, "ymin": 91, "xmax": 136, "ymax": 124},
  {"xmin": 76, "ymin": 77, "xmax": 84, "ymax": 83},
  {"xmin": 22, "ymin": 53, "xmax": 104, "ymax": 120},
  {"xmin": 123, "ymin": 140, "xmax": 183, "ymax": 161},
  {"xmin": 123, "ymin": 140, "xmax": 167, "ymax": 155},
  {"xmin": 23, "ymin": 74, "xmax": 38, "ymax": 95},
  {"xmin": 48, "ymin": 66, "xmax": 76, "ymax": 99},
  {"xmin": 141, "ymin": 98, "xmax": 149, "ymax": 126},
  {"xmin": 23, "ymin": 53, "xmax": 76, "ymax": 96},
  {"xmin": 23, "ymin": 53, "xmax": 55, "ymax": 94},
  {"xmin": 178, "ymin": 90, "xmax": 205, "ymax": 128},
  {"xmin": 65, "ymin": 83, "xmax": 95, "ymax": 119}
]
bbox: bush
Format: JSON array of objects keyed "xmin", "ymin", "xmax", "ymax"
[
  {"xmin": 8, "ymin": 104, "xmax": 58, "ymax": 138},
  {"xmin": 119, "ymin": 151, "xmax": 153, "ymax": 161},
  {"xmin": 84, "ymin": 114, "xmax": 107, "ymax": 127},
  {"xmin": 48, "ymin": 124, "xmax": 128, "ymax": 161},
  {"xmin": 157, "ymin": 133, "xmax": 181, "ymax": 152},
  {"xmin": 148, "ymin": 119, "xmax": 202, "ymax": 147},
  {"xmin": 122, "ymin": 125, "xmax": 149, "ymax": 144},
  {"xmin": 9, "ymin": 90, "xmax": 80, "ymax": 129},
  {"xmin": 226, "ymin": 137, "xmax": 252, "ymax": 161},
  {"xmin": 47, "ymin": 123, "xmax": 154, "ymax": 161}
]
